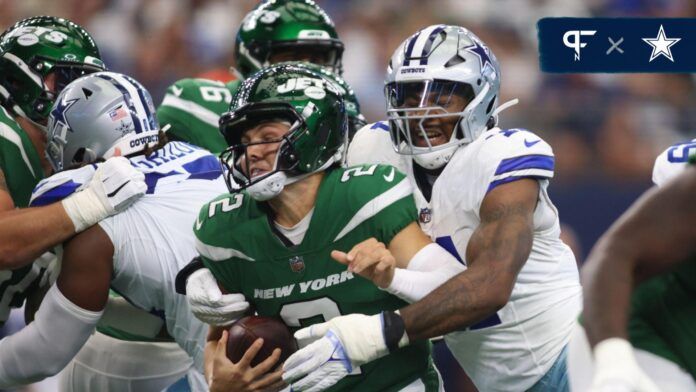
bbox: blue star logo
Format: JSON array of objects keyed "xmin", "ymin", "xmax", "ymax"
[
  {"xmin": 50, "ymin": 97, "xmax": 80, "ymax": 132},
  {"xmin": 463, "ymin": 41, "xmax": 493, "ymax": 71}
]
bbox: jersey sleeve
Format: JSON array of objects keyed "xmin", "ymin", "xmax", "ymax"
[
  {"xmin": 193, "ymin": 193, "xmax": 249, "ymax": 293},
  {"xmin": 471, "ymin": 128, "xmax": 555, "ymax": 209},
  {"xmin": 29, "ymin": 165, "xmax": 96, "ymax": 207},
  {"xmin": 339, "ymin": 164, "xmax": 417, "ymax": 246},
  {"xmin": 652, "ymin": 139, "xmax": 695, "ymax": 187}
]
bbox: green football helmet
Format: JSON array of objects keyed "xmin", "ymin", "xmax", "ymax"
[
  {"xmin": 276, "ymin": 61, "xmax": 365, "ymax": 139},
  {"xmin": 235, "ymin": 0, "xmax": 344, "ymax": 77},
  {"xmin": 0, "ymin": 16, "xmax": 105, "ymax": 125},
  {"xmin": 219, "ymin": 63, "xmax": 347, "ymax": 200}
]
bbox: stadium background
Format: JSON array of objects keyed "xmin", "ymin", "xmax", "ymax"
[{"xmin": 1, "ymin": 0, "xmax": 694, "ymax": 390}]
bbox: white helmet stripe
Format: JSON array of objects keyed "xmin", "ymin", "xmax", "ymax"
[
  {"xmin": 408, "ymin": 25, "xmax": 441, "ymax": 67},
  {"xmin": 2, "ymin": 52, "xmax": 44, "ymax": 88},
  {"xmin": 108, "ymin": 73, "xmax": 152, "ymax": 132}
]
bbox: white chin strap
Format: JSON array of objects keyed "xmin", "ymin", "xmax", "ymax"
[
  {"xmin": 246, "ymin": 152, "xmax": 341, "ymax": 201},
  {"xmin": 247, "ymin": 171, "xmax": 288, "ymax": 201},
  {"xmin": 412, "ymin": 143, "xmax": 459, "ymax": 170}
]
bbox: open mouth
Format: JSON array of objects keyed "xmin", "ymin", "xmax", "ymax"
[
  {"xmin": 249, "ymin": 167, "xmax": 269, "ymax": 179},
  {"xmin": 414, "ymin": 128, "xmax": 448, "ymax": 147}
]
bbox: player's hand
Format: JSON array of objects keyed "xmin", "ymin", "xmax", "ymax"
[
  {"xmin": 209, "ymin": 330, "xmax": 286, "ymax": 392},
  {"xmin": 62, "ymin": 157, "xmax": 147, "ymax": 232},
  {"xmin": 187, "ymin": 268, "xmax": 249, "ymax": 326},
  {"xmin": 282, "ymin": 313, "xmax": 387, "ymax": 391},
  {"xmin": 590, "ymin": 338, "xmax": 661, "ymax": 392},
  {"xmin": 331, "ymin": 238, "xmax": 395, "ymax": 289}
]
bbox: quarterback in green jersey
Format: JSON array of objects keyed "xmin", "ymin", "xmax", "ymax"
[
  {"xmin": 567, "ymin": 163, "xmax": 696, "ymax": 391},
  {"xmin": 194, "ymin": 64, "xmax": 462, "ymax": 391},
  {"xmin": 156, "ymin": 0, "xmax": 366, "ymax": 154}
]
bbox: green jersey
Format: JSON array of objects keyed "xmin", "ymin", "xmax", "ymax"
[
  {"xmin": 0, "ymin": 105, "xmax": 45, "ymax": 324},
  {"xmin": 629, "ymin": 260, "xmax": 696, "ymax": 377},
  {"xmin": 156, "ymin": 78, "xmax": 241, "ymax": 154},
  {"xmin": 196, "ymin": 164, "xmax": 440, "ymax": 392}
]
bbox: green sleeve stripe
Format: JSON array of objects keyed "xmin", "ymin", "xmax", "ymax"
[
  {"xmin": 160, "ymin": 94, "xmax": 220, "ymax": 128},
  {"xmin": 195, "ymin": 237, "xmax": 256, "ymax": 262},
  {"xmin": 334, "ymin": 177, "xmax": 413, "ymax": 242},
  {"xmin": 0, "ymin": 121, "xmax": 36, "ymax": 178}
]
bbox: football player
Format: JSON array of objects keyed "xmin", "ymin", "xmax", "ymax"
[
  {"xmin": 156, "ymin": 0, "xmax": 365, "ymax": 155},
  {"xmin": 0, "ymin": 16, "xmax": 149, "ymax": 327},
  {"xmin": 281, "ymin": 25, "xmax": 582, "ymax": 392},
  {"xmin": 565, "ymin": 141, "xmax": 696, "ymax": 391},
  {"xmin": 0, "ymin": 72, "xmax": 228, "ymax": 390},
  {"xmin": 569, "ymin": 160, "xmax": 696, "ymax": 391},
  {"xmin": 195, "ymin": 63, "xmax": 468, "ymax": 391}
]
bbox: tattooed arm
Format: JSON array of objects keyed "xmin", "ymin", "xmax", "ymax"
[{"xmin": 399, "ymin": 178, "xmax": 538, "ymax": 340}]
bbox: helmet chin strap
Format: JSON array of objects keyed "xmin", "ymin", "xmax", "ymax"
[{"xmin": 246, "ymin": 150, "xmax": 342, "ymax": 202}]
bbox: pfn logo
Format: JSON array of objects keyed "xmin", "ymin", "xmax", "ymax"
[{"xmin": 563, "ymin": 30, "xmax": 596, "ymax": 61}]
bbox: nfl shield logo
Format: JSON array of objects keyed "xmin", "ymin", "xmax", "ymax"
[
  {"xmin": 419, "ymin": 208, "xmax": 432, "ymax": 224},
  {"xmin": 288, "ymin": 256, "xmax": 305, "ymax": 273}
]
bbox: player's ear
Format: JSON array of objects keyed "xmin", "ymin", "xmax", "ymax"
[{"xmin": 113, "ymin": 147, "xmax": 122, "ymax": 157}]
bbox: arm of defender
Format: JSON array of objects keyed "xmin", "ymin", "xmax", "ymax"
[
  {"xmin": 331, "ymin": 222, "xmax": 465, "ymax": 303},
  {"xmin": 399, "ymin": 178, "xmax": 538, "ymax": 340},
  {"xmin": 0, "ymin": 157, "xmax": 146, "ymax": 269},
  {"xmin": 0, "ymin": 225, "xmax": 112, "ymax": 387},
  {"xmin": 583, "ymin": 166, "xmax": 696, "ymax": 347}
]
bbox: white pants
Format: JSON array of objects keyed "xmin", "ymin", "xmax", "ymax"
[
  {"xmin": 58, "ymin": 331, "xmax": 196, "ymax": 392},
  {"xmin": 567, "ymin": 321, "xmax": 696, "ymax": 391}
]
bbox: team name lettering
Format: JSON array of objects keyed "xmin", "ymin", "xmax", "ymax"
[{"xmin": 253, "ymin": 271, "xmax": 354, "ymax": 299}]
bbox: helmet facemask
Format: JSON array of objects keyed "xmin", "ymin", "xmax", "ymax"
[
  {"xmin": 219, "ymin": 103, "xmax": 305, "ymax": 200},
  {"xmin": 386, "ymin": 79, "xmax": 482, "ymax": 169}
]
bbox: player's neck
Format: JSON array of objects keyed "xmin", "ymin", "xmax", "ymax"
[
  {"xmin": 16, "ymin": 115, "xmax": 52, "ymax": 176},
  {"xmin": 269, "ymin": 172, "xmax": 325, "ymax": 227}
]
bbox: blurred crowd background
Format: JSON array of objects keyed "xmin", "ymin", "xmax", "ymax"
[
  {"xmin": 1, "ymin": 0, "xmax": 695, "ymax": 390},
  {"xmin": 3, "ymin": 0, "xmax": 695, "ymax": 258}
]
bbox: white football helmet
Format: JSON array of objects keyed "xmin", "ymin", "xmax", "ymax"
[
  {"xmin": 45, "ymin": 71, "xmax": 160, "ymax": 172},
  {"xmin": 385, "ymin": 25, "xmax": 501, "ymax": 169}
]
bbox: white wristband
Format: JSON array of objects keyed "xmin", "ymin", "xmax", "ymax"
[{"xmin": 62, "ymin": 188, "xmax": 108, "ymax": 233}]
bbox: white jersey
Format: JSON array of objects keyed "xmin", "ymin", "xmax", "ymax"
[
  {"xmin": 348, "ymin": 123, "xmax": 582, "ymax": 392},
  {"xmin": 31, "ymin": 141, "xmax": 227, "ymax": 373},
  {"xmin": 652, "ymin": 138, "xmax": 696, "ymax": 186}
]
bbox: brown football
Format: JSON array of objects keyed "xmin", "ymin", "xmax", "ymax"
[{"xmin": 226, "ymin": 315, "xmax": 298, "ymax": 368}]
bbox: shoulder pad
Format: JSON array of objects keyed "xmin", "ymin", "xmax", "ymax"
[
  {"xmin": 346, "ymin": 122, "xmax": 404, "ymax": 171},
  {"xmin": 30, "ymin": 165, "xmax": 96, "ymax": 207},
  {"xmin": 473, "ymin": 128, "xmax": 555, "ymax": 193},
  {"xmin": 333, "ymin": 164, "xmax": 411, "ymax": 204}
]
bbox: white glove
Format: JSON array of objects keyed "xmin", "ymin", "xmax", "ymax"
[
  {"xmin": 62, "ymin": 157, "xmax": 146, "ymax": 232},
  {"xmin": 283, "ymin": 313, "xmax": 397, "ymax": 391},
  {"xmin": 186, "ymin": 268, "xmax": 249, "ymax": 326},
  {"xmin": 590, "ymin": 338, "xmax": 662, "ymax": 392}
]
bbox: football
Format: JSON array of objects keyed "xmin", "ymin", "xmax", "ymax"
[{"xmin": 226, "ymin": 316, "xmax": 298, "ymax": 368}]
